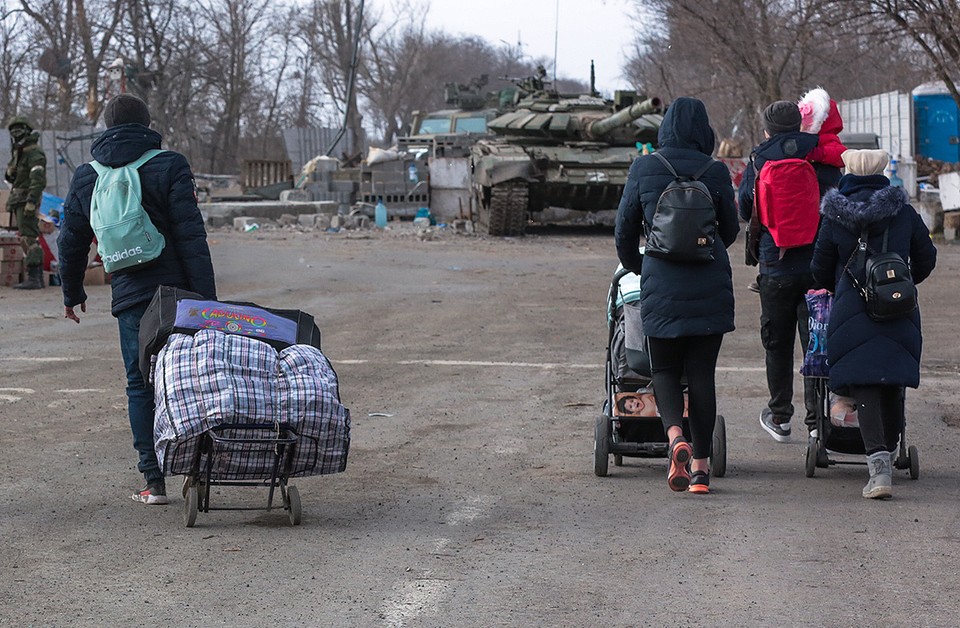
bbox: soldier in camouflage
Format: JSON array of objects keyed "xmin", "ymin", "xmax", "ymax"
[{"xmin": 5, "ymin": 116, "xmax": 47, "ymax": 289}]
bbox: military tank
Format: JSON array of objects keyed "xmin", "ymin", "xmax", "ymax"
[{"xmin": 470, "ymin": 74, "xmax": 663, "ymax": 236}]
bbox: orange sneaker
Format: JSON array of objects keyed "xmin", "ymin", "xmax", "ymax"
[
  {"xmin": 688, "ymin": 470, "xmax": 710, "ymax": 494},
  {"xmin": 667, "ymin": 438, "xmax": 693, "ymax": 492}
]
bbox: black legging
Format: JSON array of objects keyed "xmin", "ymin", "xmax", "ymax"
[
  {"xmin": 848, "ymin": 385, "xmax": 904, "ymax": 455},
  {"xmin": 647, "ymin": 334, "xmax": 724, "ymax": 459}
]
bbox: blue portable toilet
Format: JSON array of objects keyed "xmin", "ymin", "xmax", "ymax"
[{"xmin": 914, "ymin": 84, "xmax": 960, "ymax": 163}]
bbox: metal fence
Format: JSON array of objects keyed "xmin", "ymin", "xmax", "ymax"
[
  {"xmin": 838, "ymin": 91, "xmax": 913, "ymax": 159},
  {"xmin": 281, "ymin": 127, "xmax": 357, "ymax": 174}
]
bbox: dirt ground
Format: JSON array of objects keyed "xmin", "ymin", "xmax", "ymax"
[{"xmin": 2, "ymin": 223, "xmax": 960, "ymax": 627}]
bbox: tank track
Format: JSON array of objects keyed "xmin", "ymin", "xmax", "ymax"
[{"xmin": 481, "ymin": 182, "xmax": 528, "ymax": 237}]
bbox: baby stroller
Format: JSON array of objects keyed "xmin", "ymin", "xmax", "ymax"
[
  {"xmin": 804, "ymin": 377, "xmax": 919, "ymax": 479},
  {"xmin": 594, "ymin": 265, "xmax": 727, "ymax": 477}
]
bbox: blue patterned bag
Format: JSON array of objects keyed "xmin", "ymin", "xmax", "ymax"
[{"xmin": 801, "ymin": 289, "xmax": 832, "ymax": 377}]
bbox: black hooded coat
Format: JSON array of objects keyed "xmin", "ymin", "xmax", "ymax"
[
  {"xmin": 58, "ymin": 124, "xmax": 217, "ymax": 316},
  {"xmin": 615, "ymin": 97, "xmax": 739, "ymax": 338},
  {"xmin": 812, "ymin": 175, "xmax": 937, "ymax": 390}
]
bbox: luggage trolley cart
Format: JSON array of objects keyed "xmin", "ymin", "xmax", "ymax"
[{"xmin": 181, "ymin": 422, "xmax": 312, "ymax": 527}]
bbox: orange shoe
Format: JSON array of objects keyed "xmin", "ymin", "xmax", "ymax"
[
  {"xmin": 667, "ymin": 438, "xmax": 693, "ymax": 492},
  {"xmin": 688, "ymin": 470, "xmax": 710, "ymax": 494}
]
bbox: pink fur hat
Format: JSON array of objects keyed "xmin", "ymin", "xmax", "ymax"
[{"xmin": 798, "ymin": 87, "xmax": 831, "ymax": 134}]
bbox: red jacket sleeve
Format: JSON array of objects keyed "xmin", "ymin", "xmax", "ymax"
[{"xmin": 806, "ymin": 134, "xmax": 846, "ymax": 168}]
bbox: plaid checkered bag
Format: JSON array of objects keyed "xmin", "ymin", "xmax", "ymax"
[{"xmin": 153, "ymin": 329, "xmax": 350, "ymax": 478}]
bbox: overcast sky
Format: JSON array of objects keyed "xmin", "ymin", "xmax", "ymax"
[{"xmin": 422, "ymin": 0, "xmax": 640, "ymax": 96}]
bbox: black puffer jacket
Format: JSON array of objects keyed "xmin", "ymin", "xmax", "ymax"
[
  {"xmin": 58, "ymin": 124, "xmax": 217, "ymax": 315},
  {"xmin": 812, "ymin": 175, "xmax": 937, "ymax": 390},
  {"xmin": 615, "ymin": 97, "xmax": 739, "ymax": 338}
]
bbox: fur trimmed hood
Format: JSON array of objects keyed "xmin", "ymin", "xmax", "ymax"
[
  {"xmin": 798, "ymin": 87, "xmax": 831, "ymax": 134},
  {"xmin": 821, "ymin": 182, "xmax": 907, "ymax": 232}
]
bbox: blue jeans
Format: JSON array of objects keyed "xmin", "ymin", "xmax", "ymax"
[{"xmin": 117, "ymin": 301, "xmax": 162, "ymax": 485}]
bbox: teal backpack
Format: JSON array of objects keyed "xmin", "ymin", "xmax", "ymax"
[{"xmin": 90, "ymin": 149, "xmax": 166, "ymax": 272}]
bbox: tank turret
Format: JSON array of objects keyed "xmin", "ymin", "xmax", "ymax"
[{"xmin": 470, "ymin": 71, "xmax": 664, "ymax": 236}]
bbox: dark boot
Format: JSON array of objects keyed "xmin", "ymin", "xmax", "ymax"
[{"xmin": 13, "ymin": 265, "xmax": 44, "ymax": 290}]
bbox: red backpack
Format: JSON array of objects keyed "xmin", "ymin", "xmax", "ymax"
[{"xmin": 754, "ymin": 158, "xmax": 821, "ymax": 249}]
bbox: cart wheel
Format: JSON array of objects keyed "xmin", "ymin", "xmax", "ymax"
[
  {"xmin": 908, "ymin": 445, "xmax": 920, "ymax": 480},
  {"xmin": 711, "ymin": 414, "xmax": 727, "ymax": 478},
  {"xmin": 287, "ymin": 485, "xmax": 302, "ymax": 526},
  {"xmin": 184, "ymin": 485, "xmax": 199, "ymax": 528},
  {"xmin": 594, "ymin": 415, "xmax": 610, "ymax": 477},
  {"xmin": 613, "ymin": 454, "xmax": 623, "ymax": 467},
  {"xmin": 805, "ymin": 440, "xmax": 817, "ymax": 478}
]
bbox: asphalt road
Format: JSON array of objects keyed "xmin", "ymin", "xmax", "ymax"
[{"xmin": 1, "ymin": 224, "xmax": 959, "ymax": 626}]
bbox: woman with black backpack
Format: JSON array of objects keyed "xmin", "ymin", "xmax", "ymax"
[
  {"xmin": 615, "ymin": 97, "xmax": 739, "ymax": 494},
  {"xmin": 812, "ymin": 149, "xmax": 937, "ymax": 499}
]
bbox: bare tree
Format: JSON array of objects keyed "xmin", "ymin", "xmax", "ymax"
[
  {"xmin": 625, "ymin": 0, "xmax": 923, "ymax": 143},
  {"xmin": 831, "ymin": 0, "xmax": 960, "ymax": 108},
  {"xmin": 0, "ymin": 4, "xmax": 35, "ymax": 122},
  {"xmin": 20, "ymin": 0, "xmax": 123, "ymax": 124},
  {"xmin": 295, "ymin": 0, "xmax": 375, "ymax": 154},
  {"xmin": 193, "ymin": 0, "xmax": 273, "ymax": 172}
]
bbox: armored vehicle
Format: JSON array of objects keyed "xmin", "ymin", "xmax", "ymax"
[
  {"xmin": 399, "ymin": 75, "xmax": 520, "ymax": 159},
  {"xmin": 470, "ymin": 78, "xmax": 663, "ymax": 236}
]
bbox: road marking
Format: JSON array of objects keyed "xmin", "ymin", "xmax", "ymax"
[
  {"xmin": 0, "ymin": 388, "xmax": 35, "ymax": 394},
  {"xmin": 54, "ymin": 388, "xmax": 109, "ymax": 394},
  {"xmin": 336, "ymin": 359, "xmax": 771, "ymax": 372},
  {"xmin": 0, "ymin": 357, "xmax": 82, "ymax": 362},
  {"xmin": 381, "ymin": 573, "xmax": 450, "ymax": 628},
  {"xmin": 0, "ymin": 394, "xmax": 23, "ymax": 402},
  {"xmin": 338, "ymin": 359, "xmax": 598, "ymax": 369}
]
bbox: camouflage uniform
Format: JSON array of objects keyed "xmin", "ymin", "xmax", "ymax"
[{"xmin": 5, "ymin": 116, "xmax": 46, "ymax": 288}]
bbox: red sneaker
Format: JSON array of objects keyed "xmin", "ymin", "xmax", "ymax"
[{"xmin": 131, "ymin": 483, "xmax": 169, "ymax": 505}]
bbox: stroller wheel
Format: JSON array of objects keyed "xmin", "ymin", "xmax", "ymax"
[
  {"xmin": 908, "ymin": 445, "xmax": 920, "ymax": 480},
  {"xmin": 594, "ymin": 415, "xmax": 610, "ymax": 477},
  {"xmin": 711, "ymin": 415, "xmax": 727, "ymax": 478},
  {"xmin": 804, "ymin": 440, "xmax": 817, "ymax": 477}
]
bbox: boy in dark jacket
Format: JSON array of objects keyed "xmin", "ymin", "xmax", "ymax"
[
  {"xmin": 812, "ymin": 149, "xmax": 936, "ymax": 499},
  {"xmin": 58, "ymin": 94, "xmax": 217, "ymax": 505},
  {"xmin": 738, "ymin": 101, "xmax": 820, "ymax": 444}
]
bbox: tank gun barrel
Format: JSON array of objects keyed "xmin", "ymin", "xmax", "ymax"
[{"xmin": 587, "ymin": 97, "xmax": 662, "ymax": 138}]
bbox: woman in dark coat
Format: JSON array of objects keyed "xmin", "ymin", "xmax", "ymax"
[
  {"xmin": 615, "ymin": 97, "xmax": 739, "ymax": 494},
  {"xmin": 812, "ymin": 149, "xmax": 937, "ymax": 499}
]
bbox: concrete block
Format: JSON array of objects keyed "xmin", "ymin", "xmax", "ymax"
[
  {"xmin": 943, "ymin": 211, "xmax": 960, "ymax": 230},
  {"xmin": 330, "ymin": 215, "xmax": 342, "ymax": 229},
  {"xmin": 278, "ymin": 213, "xmax": 299, "ymax": 226},
  {"xmin": 280, "ymin": 189, "xmax": 312, "ymax": 202},
  {"xmin": 453, "ymin": 219, "xmax": 474, "ymax": 234},
  {"xmin": 233, "ymin": 216, "xmax": 258, "ymax": 231},
  {"xmin": 317, "ymin": 201, "xmax": 339, "ymax": 214},
  {"xmin": 939, "ymin": 172, "xmax": 960, "ymax": 211},
  {"xmin": 314, "ymin": 214, "xmax": 332, "ymax": 230},
  {"xmin": 945, "ymin": 227, "xmax": 957, "ymax": 240},
  {"xmin": 298, "ymin": 214, "xmax": 318, "ymax": 227},
  {"xmin": 330, "ymin": 181, "xmax": 357, "ymax": 193}
]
